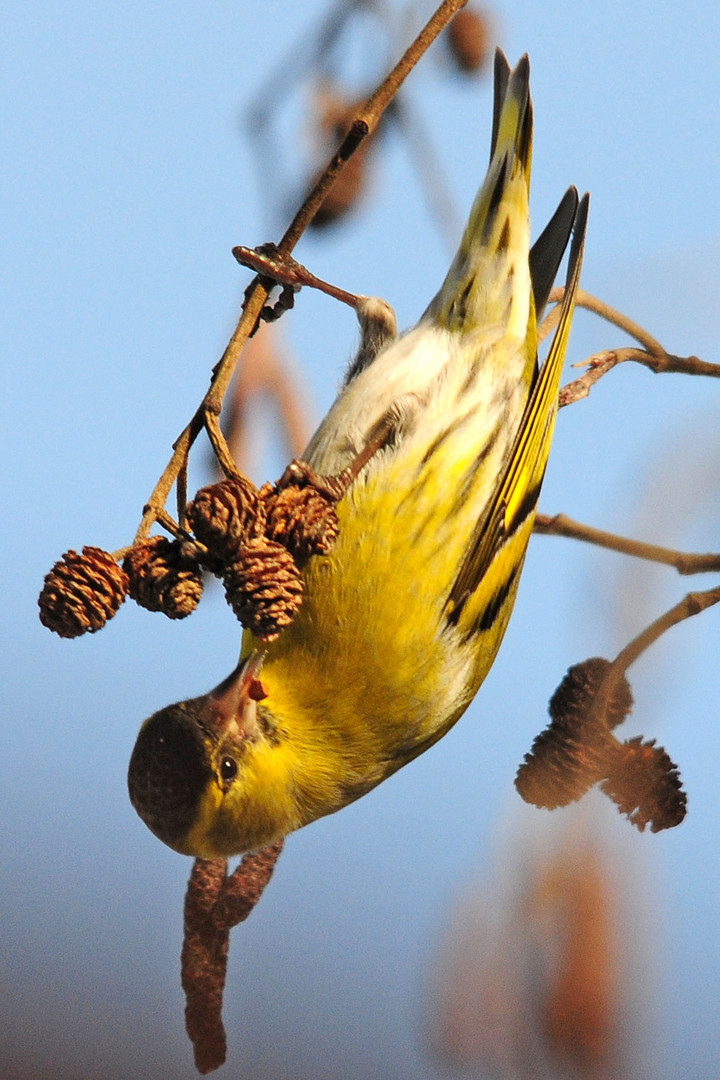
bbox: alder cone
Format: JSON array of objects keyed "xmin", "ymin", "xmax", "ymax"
[
  {"xmin": 308, "ymin": 89, "xmax": 373, "ymax": 229},
  {"xmin": 310, "ymin": 151, "xmax": 368, "ymax": 229},
  {"xmin": 601, "ymin": 736, "xmax": 687, "ymax": 832},
  {"xmin": 515, "ymin": 719, "xmax": 615, "ymax": 810},
  {"xmin": 188, "ymin": 476, "xmax": 263, "ymax": 562},
  {"xmin": 124, "ymin": 536, "xmax": 203, "ymax": 619},
  {"xmin": 263, "ymin": 483, "xmax": 340, "ymax": 564},
  {"xmin": 223, "ymin": 538, "xmax": 303, "ymax": 641},
  {"xmin": 38, "ymin": 546, "xmax": 128, "ymax": 638},
  {"xmin": 515, "ymin": 659, "xmax": 633, "ymax": 809},
  {"xmin": 548, "ymin": 658, "xmax": 633, "ymax": 731},
  {"xmin": 446, "ymin": 8, "xmax": 490, "ymax": 74}
]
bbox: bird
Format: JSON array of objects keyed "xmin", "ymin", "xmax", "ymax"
[{"xmin": 128, "ymin": 51, "xmax": 589, "ymax": 859}]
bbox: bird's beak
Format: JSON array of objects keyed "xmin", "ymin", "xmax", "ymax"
[{"xmin": 202, "ymin": 651, "xmax": 267, "ymax": 738}]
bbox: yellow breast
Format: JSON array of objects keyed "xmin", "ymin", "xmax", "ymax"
[{"xmin": 248, "ymin": 330, "xmax": 532, "ymax": 826}]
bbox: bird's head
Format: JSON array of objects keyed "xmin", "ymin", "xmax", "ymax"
[{"xmin": 127, "ymin": 652, "xmax": 291, "ymax": 857}]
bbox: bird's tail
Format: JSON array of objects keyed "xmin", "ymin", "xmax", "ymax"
[{"xmin": 425, "ymin": 51, "xmax": 533, "ymax": 343}]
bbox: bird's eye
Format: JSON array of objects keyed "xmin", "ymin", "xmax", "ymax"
[{"xmin": 219, "ymin": 756, "xmax": 238, "ymax": 784}]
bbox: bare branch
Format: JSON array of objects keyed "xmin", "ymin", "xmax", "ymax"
[
  {"xmin": 558, "ymin": 351, "xmax": 619, "ymax": 406},
  {"xmin": 577, "ymin": 584, "xmax": 720, "ymax": 744},
  {"xmin": 538, "ymin": 287, "xmax": 720, "ymax": 408},
  {"xmin": 137, "ymin": 0, "xmax": 468, "ymax": 542},
  {"xmin": 534, "ymin": 512, "xmax": 720, "ymax": 575},
  {"xmin": 551, "ymin": 287, "xmax": 667, "ymax": 354},
  {"xmin": 204, "ymin": 410, "xmax": 245, "ymax": 483},
  {"xmin": 613, "ymin": 584, "xmax": 720, "ymax": 674}
]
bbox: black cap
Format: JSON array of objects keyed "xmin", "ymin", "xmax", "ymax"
[{"xmin": 128, "ymin": 698, "xmax": 213, "ymax": 851}]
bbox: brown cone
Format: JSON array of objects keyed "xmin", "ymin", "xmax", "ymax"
[
  {"xmin": 446, "ymin": 8, "xmax": 490, "ymax": 74},
  {"xmin": 601, "ymin": 736, "xmax": 687, "ymax": 832},
  {"xmin": 188, "ymin": 477, "xmax": 264, "ymax": 562},
  {"xmin": 223, "ymin": 538, "xmax": 304, "ymax": 641},
  {"xmin": 516, "ymin": 659, "xmax": 633, "ymax": 810},
  {"xmin": 38, "ymin": 546, "xmax": 129, "ymax": 638},
  {"xmin": 263, "ymin": 483, "xmax": 340, "ymax": 564},
  {"xmin": 124, "ymin": 536, "xmax": 204, "ymax": 619}
]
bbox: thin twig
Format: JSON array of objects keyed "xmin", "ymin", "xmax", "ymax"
[
  {"xmin": 539, "ymin": 287, "xmax": 720, "ymax": 408},
  {"xmin": 177, "ymin": 457, "xmax": 188, "ymax": 529},
  {"xmin": 204, "ymin": 410, "xmax": 245, "ymax": 482},
  {"xmin": 558, "ymin": 343, "xmax": 720, "ymax": 407},
  {"xmin": 267, "ymin": 0, "xmax": 467, "ymax": 257},
  {"xmin": 551, "ymin": 287, "xmax": 666, "ymax": 355},
  {"xmin": 558, "ymin": 352, "xmax": 618, "ymax": 407},
  {"xmin": 583, "ymin": 585, "xmax": 720, "ymax": 738},
  {"xmin": 149, "ymin": 506, "xmax": 188, "ymax": 541},
  {"xmin": 614, "ymin": 585, "xmax": 720, "ymax": 674},
  {"xmin": 111, "ymin": 544, "xmax": 134, "ymax": 562},
  {"xmin": 136, "ymin": 0, "xmax": 467, "ymax": 543},
  {"xmin": 534, "ymin": 512, "xmax": 720, "ymax": 575}
]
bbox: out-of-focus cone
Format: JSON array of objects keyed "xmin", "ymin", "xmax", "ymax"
[
  {"xmin": 222, "ymin": 322, "xmax": 312, "ymax": 481},
  {"xmin": 427, "ymin": 796, "xmax": 656, "ymax": 1079},
  {"xmin": 532, "ymin": 843, "xmax": 618, "ymax": 1069},
  {"xmin": 445, "ymin": 7, "xmax": 492, "ymax": 75},
  {"xmin": 306, "ymin": 82, "xmax": 379, "ymax": 229},
  {"xmin": 311, "ymin": 145, "xmax": 368, "ymax": 228}
]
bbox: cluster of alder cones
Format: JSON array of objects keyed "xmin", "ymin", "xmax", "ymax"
[
  {"xmin": 38, "ymin": 464, "xmax": 342, "ymax": 643},
  {"xmin": 515, "ymin": 657, "xmax": 687, "ymax": 832}
]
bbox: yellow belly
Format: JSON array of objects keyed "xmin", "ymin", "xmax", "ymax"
[{"xmin": 251, "ymin": 390, "xmax": 530, "ymax": 823}]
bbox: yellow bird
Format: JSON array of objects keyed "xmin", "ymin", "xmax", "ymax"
[{"xmin": 128, "ymin": 52, "xmax": 588, "ymax": 857}]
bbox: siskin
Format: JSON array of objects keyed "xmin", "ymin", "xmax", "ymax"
[{"xmin": 128, "ymin": 52, "xmax": 589, "ymax": 858}]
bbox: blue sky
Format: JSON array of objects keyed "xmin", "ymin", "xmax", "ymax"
[{"xmin": 3, "ymin": 2, "xmax": 720, "ymax": 1077}]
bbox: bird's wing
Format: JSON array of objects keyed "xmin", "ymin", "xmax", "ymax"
[{"xmin": 444, "ymin": 192, "xmax": 589, "ymax": 630}]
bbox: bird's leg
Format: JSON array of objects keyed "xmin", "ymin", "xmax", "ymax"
[
  {"xmin": 233, "ymin": 243, "xmax": 401, "ymax": 549},
  {"xmin": 277, "ymin": 405, "xmax": 402, "ymax": 502},
  {"xmin": 343, "ymin": 295, "xmax": 397, "ymax": 381},
  {"xmin": 233, "ymin": 243, "xmax": 397, "ymax": 363},
  {"xmin": 234, "ymin": 242, "xmax": 363, "ymax": 313}
]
